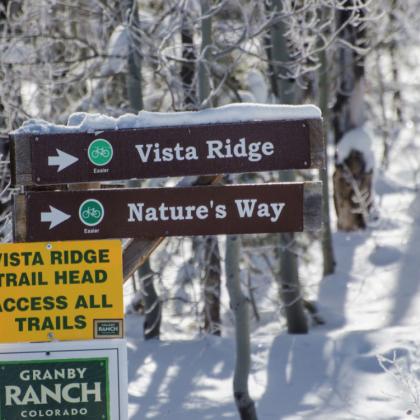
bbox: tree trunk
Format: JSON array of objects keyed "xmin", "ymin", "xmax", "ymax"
[
  {"xmin": 390, "ymin": 0, "xmax": 403, "ymax": 123},
  {"xmin": 0, "ymin": 0, "xmax": 23, "ymax": 131},
  {"xmin": 266, "ymin": 0, "xmax": 308, "ymax": 334},
  {"xmin": 141, "ymin": 259, "xmax": 161, "ymax": 340},
  {"xmin": 203, "ymin": 236, "xmax": 221, "ymax": 335},
  {"xmin": 225, "ymin": 235, "xmax": 258, "ymax": 420},
  {"xmin": 376, "ymin": 0, "xmax": 401, "ymax": 168},
  {"xmin": 318, "ymin": 45, "xmax": 336, "ymax": 275},
  {"xmin": 196, "ymin": 0, "xmax": 221, "ymax": 336},
  {"xmin": 123, "ymin": 0, "xmax": 143, "ymax": 111},
  {"xmin": 332, "ymin": 0, "xmax": 372, "ymax": 231},
  {"xmin": 181, "ymin": 11, "xmax": 196, "ymax": 108},
  {"xmin": 390, "ymin": 45, "xmax": 402, "ymax": 123},
  {"xmin": 375, "ymin": 49, "xmax": 391, "ymax": 169},
  {"xmin": 0, "ymin": 0, "xmax": 7, "ymax": 129},
  {"xmin": 198, "ymin": 0, "xmax": 212, "ymax": 107},
  {"xmin": 122, "ymin": 0, "xmax": 161, "ymax": 339},
  {"xmin": 278, "ymin": 233, "xmax": 308, "ymax": 334}
]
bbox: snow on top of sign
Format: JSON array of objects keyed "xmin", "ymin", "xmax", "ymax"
[
  {"xmin": 336, "ymin": 126, "xmax": 375, "ymax": 171},
  {"xmin": 12, "ymin": 103, "xmax": 321, "ymax": 134}
]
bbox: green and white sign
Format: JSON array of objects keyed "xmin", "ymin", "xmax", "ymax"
[
  {"xmin": 79, "ymin": 199, "xmax": 105, "ymax": 227},
  {"xmin": 0, "ymin": 358, "xmax": 109, "ymax": 419},
  {"xmin": 0, "ymin": 339, "xmax": 127, "ymax": 420},
  {"xmin": 88, "ymin": 139, "xmax": 113, "ymax": 166}
]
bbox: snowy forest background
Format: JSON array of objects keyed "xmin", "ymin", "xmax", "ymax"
[{"xmin": 2, "ymin": 0, "xmax": 420, "ymax": 419}]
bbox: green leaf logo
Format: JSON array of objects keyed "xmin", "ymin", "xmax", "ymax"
[{"xmin": 88, "ymin": 138, "xmax": 113, "ymax": 166}]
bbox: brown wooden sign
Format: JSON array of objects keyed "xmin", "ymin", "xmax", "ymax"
[
  {"xmin": 13, "ymin": 182, "xmax": 322, "ymax": 242},
  {"xmin": 11, "ymin": 119, "xmax": 324, "ymax": 186}
]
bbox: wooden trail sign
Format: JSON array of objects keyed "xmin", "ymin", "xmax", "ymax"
[
  {"xmin": 0, "ymin": 240, "xmax": 124, "ymax": 343},
  {"xmin": 13, "ymin": 182, "xmax": 322, "ymax": 243},
  {"xmin": 11, "ymin": 119, "xmax": 323, "ymax": 186}
]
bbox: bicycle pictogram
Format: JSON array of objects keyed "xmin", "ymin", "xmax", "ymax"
[
  {"xmin": 82, "ymin": 206, "xmax": 101, "ymax": 220},
  {"xmin": 79, "ymin": 199, "xmax": 104, "ymax": 226},
  {"xmin": 88, "ymin": 139, "xmax": 113, "ymax": 166},
  {"xmin": 91, "ymin": 146, "xmax": 111, "ymax": 160}
]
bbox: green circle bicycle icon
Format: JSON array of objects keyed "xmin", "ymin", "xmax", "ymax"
[
  {"xmin": 79, "ymin": 199, "xmax": 105, "ymax": 226},
  {"xmin": 88, "ymin": 138, "xmax": 113, "ymax": 166}
]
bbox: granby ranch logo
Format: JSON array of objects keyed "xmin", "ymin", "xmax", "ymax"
[{"xmin": 0, "ymin": 358, "xmax": 109, "ymax": 419}]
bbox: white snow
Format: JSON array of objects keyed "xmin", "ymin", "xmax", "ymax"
[
  {"xmin": 336, "ymin": 125, "xmax": 375, "ymax": 171},
  {"xmin": 12, "ymin": 103, "xmax": 322, "ymax": 134}
]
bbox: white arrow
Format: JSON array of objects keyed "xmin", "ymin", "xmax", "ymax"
[
  {"xmin": 41, "ymin": 206, "xmax": 71, "ymax": 229},
  {"xmin": 48, "ymin": 149, "xmax": 79, "ymax": 172}
]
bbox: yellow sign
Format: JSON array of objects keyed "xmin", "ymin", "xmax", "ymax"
[{"xmin": 0, "ymin": 240, "xmax": 123, "ymax": 343}]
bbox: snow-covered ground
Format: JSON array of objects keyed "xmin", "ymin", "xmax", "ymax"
[{"xmin": 123, "ymin": 114, "xmax": 420, "ymax": 419}]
